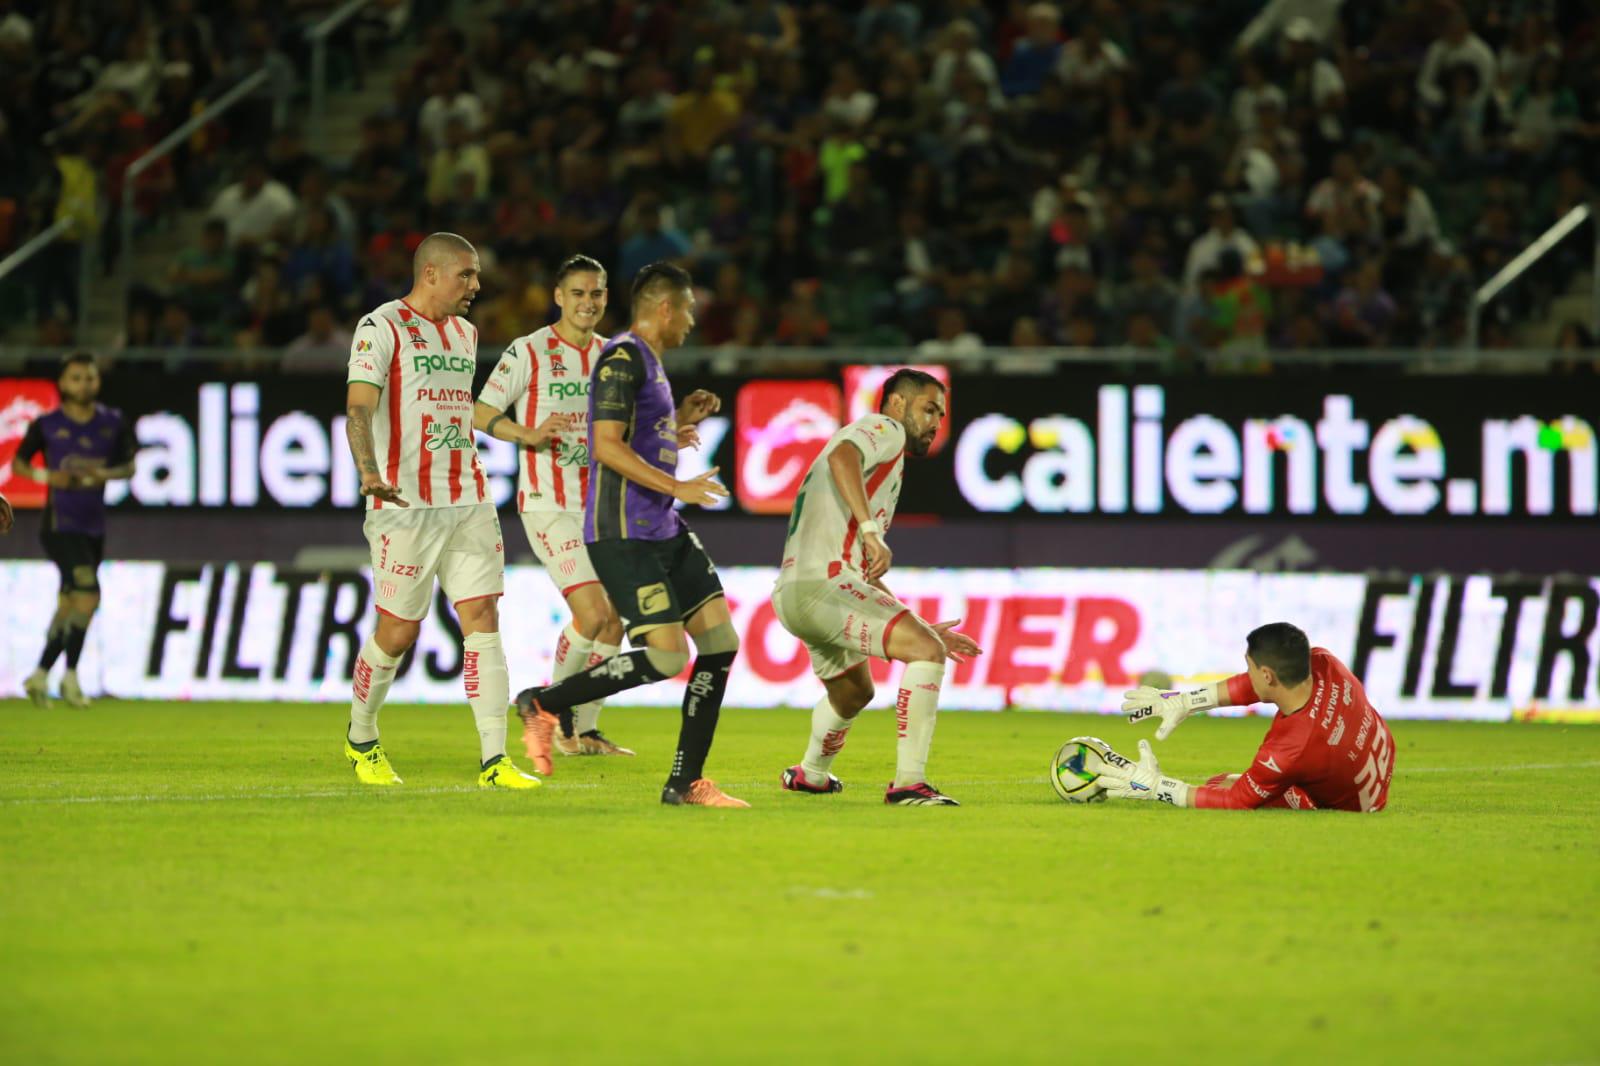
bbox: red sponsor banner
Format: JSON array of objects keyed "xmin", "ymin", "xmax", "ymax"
[
  {"xmin": 0, "ymin": 379, "xmax": 57, "ymax": 509},
  {"xmin": 842, "ymin": 364, "xmax": 951, "ymax": 456},
  {"xmin": 734, "ymin": 379, "xmax": 841, "ymax": 514}
]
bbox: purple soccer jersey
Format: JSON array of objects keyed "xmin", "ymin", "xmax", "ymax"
[
  {"xmin": 583, "ymin": 331, "xmax": 684, "ymax": 543},
  {"xmin": 16, "ymin": 404, "xmax": 135, "ymax": 536}
]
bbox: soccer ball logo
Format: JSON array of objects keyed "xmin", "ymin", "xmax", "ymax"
[{"xmin": 1050, "ymin": 735, "xmax": 1121, "ymax": 803}]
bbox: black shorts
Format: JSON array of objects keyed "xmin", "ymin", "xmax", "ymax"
[
  {"xmin": 40, "ymin": 530, "xmax": 105, "ymax": 593},
  {"xmin": 586, "ymin": 530, "xmax": 725, "ymax": 638}
]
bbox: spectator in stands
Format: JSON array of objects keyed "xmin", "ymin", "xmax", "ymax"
[
  {"xmin": 1001, "ymin": 3, "xmax": 1062, "ymax": 98},
  {"xmin": 667, "ymin": 61, "xmax": 741, "ymax": 171},
  {"xmin": 168, "ymin": 219, "xmax": 236, "ymax": 331},
  {"xmin": 425, "ymin": 117, "xmax": 489, "ymax": 207},
  {"xmin": 917, "ymin": 305, "xmax": 984, "ymax": 358},
  {"xmin": 282, "ymin": 206, "xmax": 355, "ymax": 301},
  {"xmin": 617, "ymin": 198, "xmax": 690, "ymax": 283},
  {"xmin": 418, "ymin": 67, "xmax": 485, "ymax": 153},
  {"xmin": 282, "ymin": 305, "xmax": 354, "ymax": 371},
  {"xmin": 1417, "ymin": 7, "xmax": 1496, "ymax": 119},
  {"xmin": 1326, "ymin": 257, "xmax": 1397, "ymax": 347},
  {"xmin": 1056, "ymin": 17, "xmax": 1125, "ymax": 93},
  {"xmin": 209, "ymin": 156, "xmax": 296, "ymax": 251},
  {"xmin": 1184, "ymin": 195, "xmax": 1260, "ymax": 293}
]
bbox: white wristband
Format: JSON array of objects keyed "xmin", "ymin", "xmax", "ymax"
[{"xmin": 857, "ymin": 520, "xmax": 882, "ymax": 536}]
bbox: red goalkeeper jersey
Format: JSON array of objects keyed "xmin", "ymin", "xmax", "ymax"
[{"xmin": 1196, "ymin": 648, "xmax": 1395, "ymax": 812}]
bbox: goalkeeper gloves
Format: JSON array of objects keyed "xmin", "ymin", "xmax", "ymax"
[
  {"xmin": 1122, "ymin": 685, "xmax": 1212, "ymax": 741},
  {"xmin": 1097, "ymin": 740, "xmax": 1193, "ymax": 807}
]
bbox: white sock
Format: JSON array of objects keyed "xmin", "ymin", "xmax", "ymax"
[
  {"xmin": 465, "ymin": 631, "xmax": 511, "ymax": 765},
  {"xmin": 893, "ymin": 661, "xmax": 946, "ymax": 788},
  {"xmin": 800, "ymin": 695, "xmax": 854, "ymax": 779},
  {"xmin": 350, "ymin": 637, "xmax": 401, "ymax": 744},
  {"xmin": 574, "ymin": 639, "xmax": 619, "ymax": 734}
]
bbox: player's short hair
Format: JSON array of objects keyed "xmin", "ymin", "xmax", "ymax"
[
  {"xmin": 413, "ymin": 232, "xmax": 477, "ymax": 278},
  {"xmin": 631, "ymin": 261, "xmax": 692, "ymax": 312},
  {"xmin": 878, "ymin": 368, "xmax": 945, "ymax": 412},
  {"xmin": 58, "ymin": 350, "xmax": 98, "ymax": 377},
  {"xmin": 556, "ymin": 254, "xmax": 606, "ymax": 285},
  {"xmin": 1246, "ymin": 622, "xmax": 1311, "ymax": 686}
]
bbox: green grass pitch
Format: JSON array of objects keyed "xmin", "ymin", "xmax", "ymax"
[{"xmin": 2, "ymin": 701, "xmax": 1597, "ymax": 1065}]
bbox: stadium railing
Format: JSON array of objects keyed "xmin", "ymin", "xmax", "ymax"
[
  {"xmin": 0, "ymin": 346, "xmax": 1578, "ymax": 374},
  {"xmin": 1468, "ymin": 202, "xmax": 1599, "ymax": 350},
  {"xmin": 306, "ymin": 0, "xmax": 379, "ymax": 142},
  {"xmin": 118, "ymin": 69, "xmax": 272, "ymax": 323},
  {"xmin": 0, "ymin": 217, "xmax": 92, "ymax": 339}
]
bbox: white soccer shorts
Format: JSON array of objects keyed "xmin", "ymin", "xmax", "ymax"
[
  {"xmin": 364, "ymin": 501, "xmax": 505, "ymax": 622},
  {"xmin": 772, "ymin": 571, "xmax": 912, "ymax": 681},
  {"xmin": 519, "ymin": 510, "xmax": 600, "ymax": 596}
]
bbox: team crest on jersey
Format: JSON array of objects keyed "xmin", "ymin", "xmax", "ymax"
[
  {"xmin": 549, "ymin": 351, "xmax": 568, "ymax": 377},
  {"xmin": 355, "ymin": 339, "xmax": 373, "ymax": 352}
]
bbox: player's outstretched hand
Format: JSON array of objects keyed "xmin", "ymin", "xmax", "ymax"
[
  {"xmin": 1095, "ymin": 740, "xmax": 1190, "ymax": 806},
  {"xmin": 527, "ymin": 412, "xmax": 577, "ymax": 448},
  {"xmin": 359, "ymin": 473, "xmax": 409, "ymax": 507},
  {"xmin": 862, "ymin": 532, "xmax": 892, "ymax": 580},
  {"xmin": 1123, "ymin": 685, "xmax": 1208, "ymax": 741},
  {"xmin": 931, "ymin": 620, "xmax": 982, "ymax": 663},
  {"xmin": 0, "ymin": 490, "xmax": 12, "ymax": 534},
  {"xmin": 673, "ymin": 467, "xmax": 728, "ymax": 507},
  {"xmin": 677, "ymin": 389, "xmax": 721, "ymax": 425},
  {"xmin": 676, "ymin": 424, "xmax": 702, "ymax": 450}
]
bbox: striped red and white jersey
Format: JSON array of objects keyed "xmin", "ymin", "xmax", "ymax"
[
  {"xmin": 476, "ymin": 324, "xmax": 603, "ymax": 514},
  {"xmin": 776, "ymin": 415, "xmax": 906, "ymax": 586},
  {"xmin": 347, "ymin": 298, "xmax": 489, "ymax": 510}
]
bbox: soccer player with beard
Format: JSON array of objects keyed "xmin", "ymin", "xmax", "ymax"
[
  {"xmin": 13, "ymin": 352, "xmax": 137, "ymax": 708},
  {"xmin": 1101, "ymin": 622, "xmax": 1396, "ymax": 811},
  {"xmin": 774, "ymin": 369, "xmax": 984, "ymax": 806},
  {"xmin": 473, "ymin": 255, "xmax": 633, "ymax": 772},
  {"xmin": 514, "ymin": 262, "xmax": 744, "ymax": 807},
  {"xmin": 342, "ymin": 232, "xmax": 540, "ymax": 789}
]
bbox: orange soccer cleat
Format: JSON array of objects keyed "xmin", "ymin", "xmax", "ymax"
[
  {"xmin": 515, "ymin": 687, "xmax": 557, "ymax": 776},
  {"xmin": 661, "ymin": 779, "xmax": 750, "ymax": 808}
]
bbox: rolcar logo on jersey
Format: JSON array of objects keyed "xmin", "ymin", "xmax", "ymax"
[
  {"xmin": 424, "ymin": 423, "xmax": 473, "ymax": 451},
  {"xmin": 547, "ymin": 381, "xmax": 588, "ymax": 399},
  {"xmin": 412, "ymin": 353, "xmax": 475, "ymax": 374}
]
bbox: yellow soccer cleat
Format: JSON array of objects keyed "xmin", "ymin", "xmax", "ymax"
[
  {"xmin": 345, "ymin": 738, "xmax": 403, "ymax": 785},
  {"xmin": 479, "ymin": 755, "xmax": 543, "ymax": 790}
]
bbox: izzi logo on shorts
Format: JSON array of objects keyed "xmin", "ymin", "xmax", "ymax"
[{"xmin": 411, "ymin": 352, "xmax": 475, "ymax": 374}]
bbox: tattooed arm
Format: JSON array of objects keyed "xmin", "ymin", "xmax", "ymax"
[{"xmin": 346, "ymin": 382, "xmax": 407, "ymax": 507}]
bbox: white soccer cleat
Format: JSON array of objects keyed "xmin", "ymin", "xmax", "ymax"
[
  {"xmin": 60, "ymin": 671, "xmax": 89, "ymax": 709},
  {"xmin": 24, "ymin": 669, "xmax": 50, "ymax": 707}
]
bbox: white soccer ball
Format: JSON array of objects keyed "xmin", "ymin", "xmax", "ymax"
[{"xmin": 1050, "ymin": 735, "xmax": 1117, "ymax": 803}]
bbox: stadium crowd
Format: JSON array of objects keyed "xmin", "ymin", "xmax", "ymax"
[{"xmin": 6, "ymin": 0, "xmax": 1600, "ymax": 365}]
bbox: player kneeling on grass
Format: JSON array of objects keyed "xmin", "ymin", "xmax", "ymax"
[
  {"xmin": 773, "ymin": 369, "xmax": 983, "ymax": 806},
  {"xmin": 341, "ymin": 232, "xmax": 540, "ymax": 790},
  {"xmin": 1099, "ymin": 622, "xmax": 1396, "ymax": 811}
]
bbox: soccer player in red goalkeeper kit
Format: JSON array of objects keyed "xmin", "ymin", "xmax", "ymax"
[{"xmin": 1099, "ymin": 622, "xmax": 1396, "ymax": 812}]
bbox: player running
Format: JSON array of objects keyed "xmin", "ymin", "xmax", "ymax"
[
  {"xmin": 1100, "ymin": 622, "xmax": 1396, "ymax": 811},
  {"xmin": 342, "ymin": 231, "xmax": 540, "ymax": 790},
  {"xmin": 473, "ymin": 254, "xmax": 632, "ymax": 769},
  {"xmin": 13, "ymin": 352, "xmax": 137, "ymax": 708},
  {"xmin": 514, "ymin": 262, "xmax": 746, "ymax": 808},
  {"xmin": 774, "ymin": 368, "xmax": 983, "ymax": 807}
]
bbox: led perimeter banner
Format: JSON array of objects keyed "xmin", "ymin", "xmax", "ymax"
[{"xmin": 2, "ymin": 563, "xmax": 1595, "ymax": 719}]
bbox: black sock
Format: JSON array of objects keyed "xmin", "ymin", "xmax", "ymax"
[
  {"xmin": 666, "ymin": 651, "xmax": 736, "ymax": 790},
  {"xmin": 64, "ymin": 621, "xmax": 88, "ymax": 669},
  {"xmin": 528, "ymin": 649, "xmax": 670, "ymax": 711},
  {"xmin": 348, "ymin": 734, "xmax": 378, "ymax": 753},
  {"xmin": 37, "ymin": 620, "xmax": 67, "ymax": 671}
]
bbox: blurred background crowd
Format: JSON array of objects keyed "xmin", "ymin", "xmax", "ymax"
[{"xmin": 3, "ymin": 0, "xmax": 1598, "ymax": 367}]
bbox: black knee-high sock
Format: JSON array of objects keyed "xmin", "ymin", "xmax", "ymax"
[
  {"xmin": 37, "ymin": 619, "xmax": 68, "ymax": 671},
  {"xmin": 64, "ymin": 619, "xmax": 89, "ymax": 669},
  {"xmin": 529, "ymin": 649, "xmax": 670, "ymax": 711},
  {"xmin": 667, "ymin": 651, "xmax": 736, "ymax": 790}
]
